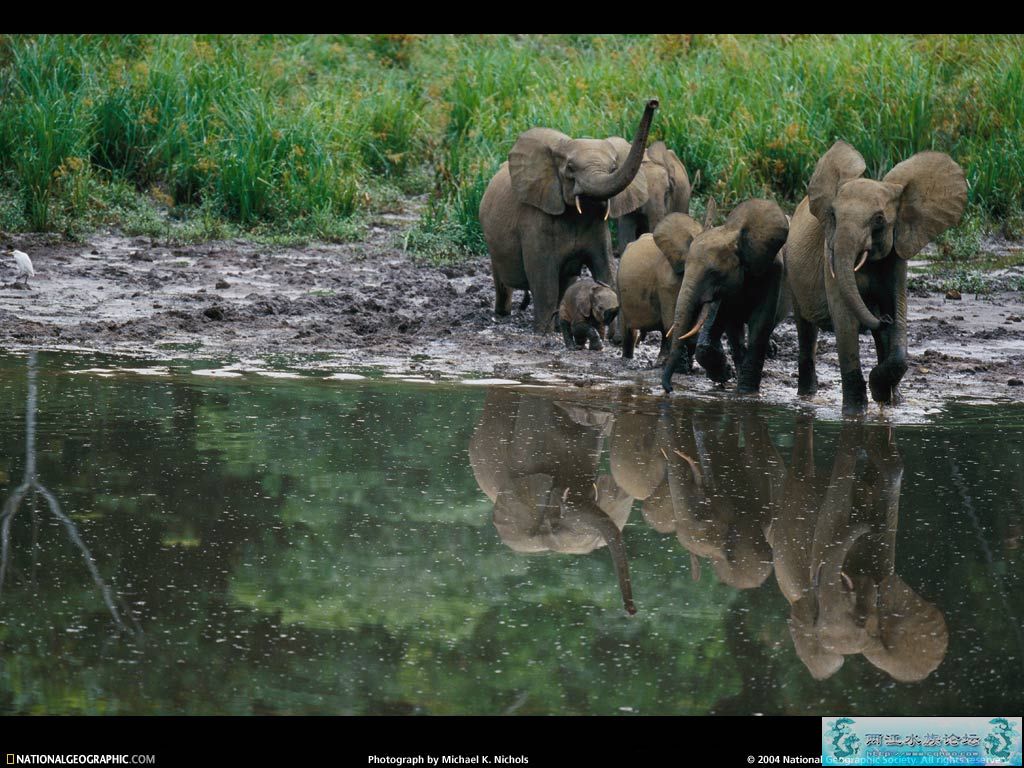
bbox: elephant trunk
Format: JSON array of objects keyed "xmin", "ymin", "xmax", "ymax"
[
  {"xmin": 580, "ymin": 502, "xmax": 636, "ymax": 615},
  {"xmin": 584, "ymin": 99, "xmax": 659, "ymax": 201},
  {"xmin": 830, "ymin": 243, "xmax": 884, "ymax": 331}
]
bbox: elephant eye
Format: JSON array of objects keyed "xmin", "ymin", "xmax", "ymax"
[
  {"xmin": 871, "ymin": 212, "xmax": 886, "ymax": 230},
  {"xmin": 566, "ymin": 161, "xmax": 576, "ymax": 174}
]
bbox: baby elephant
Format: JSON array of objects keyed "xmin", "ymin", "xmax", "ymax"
[{"xmin": 558, "ymin": 279, "xmax": 619, "ymax": 350}]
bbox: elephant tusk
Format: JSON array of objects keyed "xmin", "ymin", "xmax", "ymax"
[
  {"xmin": 829, "ymin": 250, "xmax": 836, "ymax": 280},
  {"xmin": 854, "ymin": 250, "xmax": 869, "ymax": 272},
  {"xmin": 678, "ymin": 303, "xmax": 710, "ymax": 341},
  {"xmin": 593, "ymin": 482, "xmax": 599, "ymax": 501},
  {"xmin": 575, "ymin": 196, "xmax": 583, "ymax": 215},
  {"xmin": 673, "ymin": 449, "xmax": 703, "ymax": 486},
  {"xmin": 660, "ymin": 447, "xmax": 668, "ymax": 460},
  {"xmin": 562, "ymin": 487, "xmax": 570, "ymax": 502},
  {"xmin": 603, "ymin": 200, "xmax": 610, "ymax": 221},
  {"xmin": 665, "ymin": 323, "xmax": 676, "ymax": 339},
  {"xmin": 841, "ymin": 570, "xmax": 854, "ymax": 591}
]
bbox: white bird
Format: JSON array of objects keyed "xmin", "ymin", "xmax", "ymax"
[{"xmin": 8, "ymin": 249, "xmax": 34, "ymax": 289}]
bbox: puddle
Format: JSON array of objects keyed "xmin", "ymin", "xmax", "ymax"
[{"xmin": 0, "ymin": 351, "xmax": 1021, "ymax": 715}]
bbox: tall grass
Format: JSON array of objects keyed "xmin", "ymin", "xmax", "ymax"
[{"xmin": 0, "ymin": 34, "xmax": 1022, "ymax": 251}]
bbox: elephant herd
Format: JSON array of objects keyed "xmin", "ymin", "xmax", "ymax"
[
  {"xmin": 478, "ymin": 100, "xmax": 968, "ymax": 417},
  {"xmin": 469, "ymin": 388, "xmax": 949, "ymax": 683}
]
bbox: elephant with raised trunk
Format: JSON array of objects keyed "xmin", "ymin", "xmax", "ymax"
[
  {"xmin": 469, "ymin": 389, "xmax": 637, "ymax": 614},
  {"xmin": 785, "ymin": 141, "xmax": 967, "ymax": 416},
  {"xmin": 615, "ymin": 141, "xmax": 692, "ymax": 256},
  {"xmin": 661, "ymin": 199, "xmax": 789, "ymax": 394},
  {"xmin": 479, "ymin": 100, "xmax": 660, "ymax": 331},
  {"xmin": 768, "ymin": 417, "xmax": 948, "ymax": 682}
]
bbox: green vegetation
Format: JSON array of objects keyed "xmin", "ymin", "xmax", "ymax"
[{"xmin": 1, "ymin": 34, "xmax": 1023, "ymax": 258}]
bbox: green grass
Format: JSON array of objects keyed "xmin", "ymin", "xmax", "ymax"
[{"xmin": 1, "ymin": 34, "xmax": 1023, "ymax": 256}]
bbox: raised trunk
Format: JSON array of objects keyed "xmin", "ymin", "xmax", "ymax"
[
  {"xmin": 580, "ymin": 502, "xmax": 636, "ymax": 615},
  {"xmin": 831, "ymin": 245, "xmax": 882, "ymax": 331},
  {"xmin": 585, "ymin": 99, "xmax": 659, "ymax": 200}
]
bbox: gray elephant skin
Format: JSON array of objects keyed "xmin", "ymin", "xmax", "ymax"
[
  {"xmin": 468, "ymin": 389, "xmax": 637, "ymax": 614},
  {"xmin": 785, "ymin": 141, "xmax": 967, "ymax": 416},
  {"xmin": 616, "ymin": 203, "xmax": 714, "ymax": 366},
  {"xmin": 615, "ymin": 141, "xmax": 692, "ymax": 256},
  {"xmin": 558, "ymin": 278, "xmax": 620, "ymax": 351},
  {"xmin": 661, "ymin": 199, "xmax": 789, "ymax": 394},
  {"xmin": 768, "ymin": 417, "xmax": 948, "ymax": 682},
  {"xmin": 479, "ymin": 100, "xmax": 659, "ymax": 332}
]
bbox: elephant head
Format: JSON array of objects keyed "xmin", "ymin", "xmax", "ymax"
[
  {"xmin": 653, "ymin": 199, "xmax": 717, "ymax": 276},
  {"xmin": 673, "ymin": 199, "xmax": 788, "ymax": 345},
  {"xmin": 563, "ymin": 279, "xmax": 620, "ymax": 328},
  {"xmin": 508, "ymin": 99, "xmax": 659, "ymax": 220},
  {"xmin": 807, "ymin": 141, "xmax": 967, "ymax": 331}
]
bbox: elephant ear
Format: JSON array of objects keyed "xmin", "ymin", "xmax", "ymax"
[
  {"xmin": 648, "ymin": 141, "xmax": 690, "ymax": 213},
  {"xmin": 606, "ymin": 136, "xmax": 649, "ymax": 218},
  {"xmin": 862, "ymin": 574, "xmax": 949, "ymax": 683},
  {"xmin": 702, "ymin": 197, "xmax": 718, "ymax": 230},
  {"xmin": 653, "ymin": 213, "xmax": 703, "ymax": 275},
  {"xmin": 509, "ymin": 128, "xmax": 569, "ymax": 215},
  {"xmin": 727, "ymin": 199, "xmax": 790, "ymax": 275},
  {"xmin": 493, "ymin": 473, "xmax": 559, "ymax": 553},
  {"xmin": 788, "ymin": 598, "xmax": 845, "ymax": 680},
  {"xmin": 883, "ymin": 151, "xmax": 967, "ymax": 259},
  {"xmin": 808, "ymin": 141, "xmax": 866, "ymax": 221}
]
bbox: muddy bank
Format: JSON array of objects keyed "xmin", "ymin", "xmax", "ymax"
[{"xmin": 1, "ymin": 213, "xmax": 1023, "ymax": 421}]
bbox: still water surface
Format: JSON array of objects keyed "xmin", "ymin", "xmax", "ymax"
[{"xmin": 0, "ymin": 351, "xmax": 1021, "ymax": 715}]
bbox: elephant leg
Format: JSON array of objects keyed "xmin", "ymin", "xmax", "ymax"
[
  {"xmin": 586, "ymin": 325, "xmax": 604, "ymax": 351},
  {"xmin": 868, "ymin": 262, "xmax": 908, "ymax": 406},
  {"xmin": 737, "ymin": 314, "xmax": 774, "ymax": 395},
  {"xmin": 795, "ymin": 316, "xmax": 819, "ymax": 397},
  {"xmin": 560, "ymin": 319, "xmax": 576, "ymax": 349},
  {"xmin": 493, "ymin": 274, "xmax": 513, "ymax": 316},
  {"xmin": 834, "ymin": 313, "xmax": 867, "ymax": 417},
  {"xmin": 662, "ymin": 340, "xmax": 687, "ymax": 393},
  {"xmin": 519, "ymin": 291, "xmax": 532, "ymax": 312},
  {"xmin": 726, "ymin": 324, "xmax": 747, "ymax": 371},
  {"xmin": 622, "ymin": 321, "xmax": 636, "ymax": 359},
  {"xmin": 530, "ymin": 274, "xmax": 560, "ymax": 333}
]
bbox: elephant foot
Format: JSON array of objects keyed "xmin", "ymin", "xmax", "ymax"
[
  {"xmin": 696, "ymin": 344, "xmax": 733, "ymax": 384},
  {"xmin": 797, "ymin": 361, "xmax": 817, "ymax": 398},
  {"xmin": 841, "ymin": 369, "xmax": 868, "ymax": 418},
  {"xmin": 590, "ymin": 341, "xmax": 604, "ymax": 351},
  {"xmin": 869, "ymin": 363, "xmax": 907, "ymax": 406}
]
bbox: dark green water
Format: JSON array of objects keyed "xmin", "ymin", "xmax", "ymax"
[{"xmin": 0, "ymin": 351, "xmax": 1020, "ymax": 715}]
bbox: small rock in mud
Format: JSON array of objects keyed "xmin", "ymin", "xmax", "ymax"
[
  {"xmin": 203, "ymin": 306, "xmax": 226, "ymax": 321},
  {"xmin": 1009, "ymin": 378, "xmax": 1024, "ymax": 387},
  {"xmin": 945, "ymin": 289, "xmax": 962, "ymax": 300},
  {"xmin": 215, "ymin": 280, "xmax": 231, "ymax": 290}
]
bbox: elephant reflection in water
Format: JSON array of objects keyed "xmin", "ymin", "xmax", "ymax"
[
  {"xmin": 769, "ymin": 417, "xmax": 948, "ymax": 682},
  {"xmin": 611, "ymin": 404, "xmax": 781, "ymax": 589},
  {"xmin": 469, "ymin": 389, "xmax": 636, "ymax": 614}
]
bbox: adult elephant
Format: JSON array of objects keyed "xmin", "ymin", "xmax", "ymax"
[
  {"xmin": 479, "ymin": 99, "xmax": 659, "ymax": 331},
  {"xmin": 661, "ymin": 199, "xmax": 789, "ymax": 394},
  {"xmin": 768, "ymin": 417, "xmax": 948, "ymax": 682},
  {"xmin": 615, "ymin": 141, "xmax": 692, "ymax": 256},
  {"xmin": 468, "ymin": 389, "xmax": 637, "ymax": 614},
  {"xmin": 785, "ymin": 141, "xmax": 967, "ymax": 416}
]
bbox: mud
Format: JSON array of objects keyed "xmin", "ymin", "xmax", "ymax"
[{"xmin": 1, "ymin": 211, "xmax": 1022, "ymax": 422}]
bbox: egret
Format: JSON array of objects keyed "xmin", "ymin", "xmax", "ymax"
[{"xmin": 7, "ymin": 249, "xmax": 34, "ymax": 289}]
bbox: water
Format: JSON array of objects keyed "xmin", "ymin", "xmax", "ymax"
[{"xmin": 0, "ymin": 351, "xmax": 1021, "ymax": 715}]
